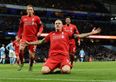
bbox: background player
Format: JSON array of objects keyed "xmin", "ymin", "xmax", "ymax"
[
  {"xmin": 63, "ymin": 17, "xmax": 80, "ymax": 67},
  {"xmin": 13, "ymin": 36, "xmax": 20, "ymax": 65},
  {"xmin": 6, "ymin": 40, "xmax": 16, "ymax": 64},
  {"xmin": 17, "ymin": 4, "xmax": 44, "ymax": 71},
  {"xmin": 0, "ymin": 44, "xmax": 6, "ymax": 64}
]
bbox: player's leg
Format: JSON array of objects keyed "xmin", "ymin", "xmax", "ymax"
[
  {"xmin": 19, "ymin": 45, "xmax": 25, "ymax": 65},
  {"xmin": 0, "ymin": 58, "xmax": 2, "ymax": 63},
  {"xmin": 15, "ymin": 51, "xmax": 20, "ymax": 65},
  {"xmin": 69, "ymin": 44, "xmax": 76, "ymax": 68},
  {"xmin": 61, "ymin": 65, "xmax": 71, "ymax": 74},
  {"xmin": 16, "ymin": 56, "xmax": 20, "ymax": 65},
  {"xmin": 2, "ymin": 58, "xmax": 5, "ymax": 64},
  {"xmin": 81, "ymin": 57, "xmax": 84, "ymax": 62},
  {"xmin": 28, "ymin": 45, "xmax": 36, "ymax": 71},
  {"xmin": 1, "ymin": 55, "xmax": 5, "ymax": 64},
  {"xmin": 28, "ymin": 51, "xmax": 35, "ymax": 71},
  {"xmin": 41, "ymin": 57, "xmax": 59, "ymax": 74},
  {"xmin": 13, "ymin": 56, "xmax": 16, "ymax": 64},
  {"xmin": 61, "ymin": 57, "xmax": 71, "ymax": 74},
  {"xmin": 11, "ymin": 50, "xmax": 16, "ymax": 64},
  {"xmin": 15, "ymin": 47, "xmax": 20, "ymax": 65},
  {"xmin": 41, "ymin": 66, "xmax": 51, "ymax": 74},
  {"xmin": 18, "ymin": 40, "xmax": 26, "ymax": 71},
  {"xmin": 9, "ymin": 51, "xmax": 13, "ymax": 64},
  {"xmin": 69, "ymin": 53, "xmax": 74, "ymax": 66}
]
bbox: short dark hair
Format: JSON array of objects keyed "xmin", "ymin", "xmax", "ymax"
[{"xmin": 27, "ymin": 4, "xmax": 33, "ymax": 7}]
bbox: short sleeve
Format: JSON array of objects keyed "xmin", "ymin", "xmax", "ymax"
[
  {"xmin": 36, "ymin": 16, "xmax": 41, "ymax": 24},
  {"xmin": 45, "ymin": 32, "xmax": 52, "ymax": 42}
]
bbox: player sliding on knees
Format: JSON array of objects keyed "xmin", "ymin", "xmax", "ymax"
[{"xmin": 26, "ymin": 19, "xmax": 101, "ymax": 74}]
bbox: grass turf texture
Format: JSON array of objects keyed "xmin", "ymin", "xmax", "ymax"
[{"xmin": 0, "ymin": 61, "xmax": 116, "ymax": 82}]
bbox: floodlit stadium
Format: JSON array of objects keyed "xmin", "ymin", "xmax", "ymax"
[{"xmin": 0, "ymin": 0, "xmax": 116, "ymax": 82}]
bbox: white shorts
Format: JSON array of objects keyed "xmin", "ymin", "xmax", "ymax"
[
  {"xmin": 1, "ymin": 54, "xmax": 6, "ymax": 58},
  {"xmin": 9, "ymin": 50, "xmax": 16, "ymax": 58}
]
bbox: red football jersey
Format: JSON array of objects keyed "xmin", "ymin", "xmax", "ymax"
[
  {"xmin": 17, "ymin": 15, "xmax": 43, "ymax": 39},
  {"xmin": 13, "ymin": 40, "xmax": 19, "ymax": 55},
  {"xmin": 45, "ymin": 31, "xmax": 71, "ymax": 57},
  {"xmin": 63, "ymin": 24, "xmax": 80, "ymax": 44}
]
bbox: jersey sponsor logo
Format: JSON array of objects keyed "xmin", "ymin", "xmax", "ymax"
[
  {"xmin": 24, "ymin": 21, "xmax": 35, "ymax": 26},
  {"xmin": 52, "ymin": 32, "xmax": 65, "ymax": 40},
  {"xmin": 64, "ymin": 27, "xmax": 73, "ymax": 33},
  {"xmin": 24, "ymin": 18, "xmax": 35, "ymax": 26}
]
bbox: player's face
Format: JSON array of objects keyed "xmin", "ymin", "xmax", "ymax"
[
  {"xmin": 55, "ymin": 20, "xmax": 63, "ymax": 31},
  {"xmin": 26, "ymin": 6, "xmax": 34, "ymax": 15},
  {"xmin": 65, "ymin": 18, "xmax": 71, "ymax": 24}
]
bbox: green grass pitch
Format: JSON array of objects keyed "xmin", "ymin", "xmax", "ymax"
[{"xmin": 0, "ymin": 61, "xmax": 116, "ymax": 82}]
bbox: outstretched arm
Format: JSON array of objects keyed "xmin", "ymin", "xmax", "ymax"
[
  {"xmin": 26, "ymin": 38, "xmax": 45, "ymax": 45},
  {"xmin": 37, "ymin": 23, "xmax": 44, "ymax": 37},
  {"xmin": 74, "ymin": 28, "xmax": 101, "ymax": 38}
]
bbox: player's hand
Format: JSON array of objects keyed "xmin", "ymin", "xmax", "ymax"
[
  {"xmin": 37, "ymin": 32, "xmax": 41, "ymax": 37},
  {"xmin": 91, "ymin": 27, "xmax": 101, "ymax": 34},
  {"xmin": 25, "ymin": 41, "xmax": 30, "ymax": 46},
  {"xmin": 15, "ymin": 36, "xmax": 20, "ymax": 41}
]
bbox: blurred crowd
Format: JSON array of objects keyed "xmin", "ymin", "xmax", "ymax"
[
  {"xmin": 0, "ymin": 0, "xmax": 109, "ymax": 13},
  {"xmin": 0, "ymin": 16, "xmax": 19, "ymax": 31},
  {"xmin": 0, "ymin": 15, "xmax": 115, "ymax": 35},
  {"xmin": 78, "ymin": 41, "xmax": 116, "ymax": 61}
]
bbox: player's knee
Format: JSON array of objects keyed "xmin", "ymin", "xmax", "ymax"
[
  {"xmin": 41, "ymin": 66, "xmax": 51, "ymax": 74},
  {"xmin": 29, "ymin": 51, "xmax": 35, "ymax": 58},
  {"xmin": 20, "ymin": 48, "xmax": 24, "ymax": 51},
  {"xmin": 61, "ymin": 65, "xmax": 71, "ymax": 74},
  {"xmin": 19, "ymin": 45, "xmax": 25, "ymax": 51}
]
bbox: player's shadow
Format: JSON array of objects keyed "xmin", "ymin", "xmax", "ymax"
[
  {"xmin": 43, "ymin": 70, "xmax": 71, "ymax": 75},
  {"xmin": 49, "ymin": 70, "xmax": 62, "ymax": 74}
]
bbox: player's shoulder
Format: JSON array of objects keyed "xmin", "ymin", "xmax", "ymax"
[
  {"xmin": 48, "ymin": 31, "xmax": 58, "ymax": 36},
  {"xmin": 49, "ymin": 32, "xmax": 55, "ymax": 35},
  {"xmin": 20, "ymin": 15, "xmax": 27, "ymax": 19},
  {"xmin": 34, "ymin": 15, "xmax": 40, "ymax": 18},
  {"xmin": 21, "ymin": 15, "xmax": 27, "ymax": 18}
]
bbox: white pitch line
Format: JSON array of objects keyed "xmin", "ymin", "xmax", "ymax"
[{"xmin": 0, "ymin": 78, "xmax": 116, "ymax": 82}]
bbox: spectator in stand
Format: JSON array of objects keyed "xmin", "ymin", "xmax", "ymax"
[
  {"xmin": 0, "ymin": 44, "xmax": 6, "ymax": 64},
  {"xmin": 79, "ymin": 48, "xmax": 85, "ymax": 62}
]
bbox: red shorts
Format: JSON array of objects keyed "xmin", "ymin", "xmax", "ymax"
[
  {"xmin": 69, "ymin": 43, "xmax": 76, "ymax": 54},
  {"xmin": 20, "ymin": 37, "xmax": 37, "ymax": 53},
  {"xmin": 43, "ymin": 53, "xmax": 71, "ymax": 71}
]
